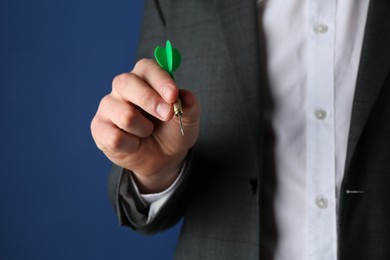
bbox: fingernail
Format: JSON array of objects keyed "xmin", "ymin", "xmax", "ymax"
[{"xmin": 156, "ymin": 102, "xmax": 170, "ymax": 119}]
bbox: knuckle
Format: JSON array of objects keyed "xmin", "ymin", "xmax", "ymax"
[
  {"xmin": 139, "ymin": 90, "xmax": 155, "ymax": 109},
  {"xmin": 105, "ymin": 131, "xmax": 123, "ymax": 151},
  {"xmin": 118, "ymin": 109, "xmax": 135, "ymax": 129},
  {"xmin": 155, "ymin": 78, "xmax": 173, "ymax": 92},
  {"xmin": 90, "ymin": 117, "xmax": 99, "ymax": 136},
  {"xmin": 112, "ymin": 73, "xmax": 131, "ymax": 92},
  {"xmin": 134, "ymin": 58, "xmax": 153, "ymax": 74},
  {"xmin": 99, "ymin": 94, "xmax": 111, "ymax": 109},
  {"xmin": 90, "ymin": 118, "xmax": 107, "ymax": 151}
]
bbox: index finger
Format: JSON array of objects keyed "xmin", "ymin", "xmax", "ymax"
[
  {"xmin": 132, "ymin": 58, "xmax": 179, "ymax": 104},
  {"xmin": 112, "ymin": 72, "xmax": 174, "ymax": 121}
]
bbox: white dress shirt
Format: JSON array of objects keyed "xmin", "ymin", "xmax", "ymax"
[
  {"xmin": 259, "ymin": 0, "xmax": 369, "ymax": 259},
  {"xmin": 131, "ymin": 0, "xmax": 370, "ymax": 259}
]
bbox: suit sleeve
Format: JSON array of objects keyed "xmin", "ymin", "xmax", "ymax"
[
  {"xmin": 108, "ymin": 151, "xmax": 192, "ymax": 234},
  {"xmin": 107, "ymin": 0, "xmax": 193, "ymax": 234}
]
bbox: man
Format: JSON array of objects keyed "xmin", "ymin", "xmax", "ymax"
[{"xmin": 91, "ymin": 0, "xmax": 390, "ymax": 259}]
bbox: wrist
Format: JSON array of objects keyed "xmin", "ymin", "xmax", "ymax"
[{"xmin": 130, "ymin": 154, "xmax": 186, "ymax": 194}]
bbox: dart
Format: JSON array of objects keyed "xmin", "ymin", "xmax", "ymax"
[{"xmin": 154, "ymin": 40, "xmax": 184, "ymax": 135}]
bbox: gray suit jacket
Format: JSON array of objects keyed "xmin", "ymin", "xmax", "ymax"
[{"xmin": 108, "ymin": 0, "xmax": 390, "ymax": 259}]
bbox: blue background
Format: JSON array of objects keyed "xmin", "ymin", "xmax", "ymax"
[{"xmin": 0, "ymin": 0, "xmax": 181, "ymax": 259}]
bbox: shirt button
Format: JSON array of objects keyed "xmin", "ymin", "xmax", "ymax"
[
  {"xmin": 314, "ymin": 24, "xmax": 328, "ymax": 34},
  {"xmin": 316, "ymin": 197, "xmax": 329, "ymax": 209},
  {"xmin": 315, "ymin": 109, "xmax": 327, "ymax": 120}
]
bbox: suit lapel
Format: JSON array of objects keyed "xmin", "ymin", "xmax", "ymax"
[
  {"xmin": 345, "ymin": 0, "xmax": 390, "ymax": 172},
  {"xmin": 217, "ymin": 0, "xmax": 262, "ymax": 141}
]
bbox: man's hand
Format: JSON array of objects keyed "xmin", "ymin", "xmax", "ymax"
[{"xmin": 91, "ymin": 59, "xmax": 200, "ymax": 193}]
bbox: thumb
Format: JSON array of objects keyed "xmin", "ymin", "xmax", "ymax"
[
  {"xmin": 179, "ymin": 89, "xmax": 201, "ymax": 132},
  {"xmin": 154, "ymin": 88, "xmax": 200, "ymax": 154}
]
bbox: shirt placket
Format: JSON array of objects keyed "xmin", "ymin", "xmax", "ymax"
[{"xmin": 307, "ymin": 0, "xmax": 338, "ymax": 259}]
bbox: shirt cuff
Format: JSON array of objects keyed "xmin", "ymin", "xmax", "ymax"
[{"xmin": 128, "ymin": 159, "xmax": 188, "ymax": 223}]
